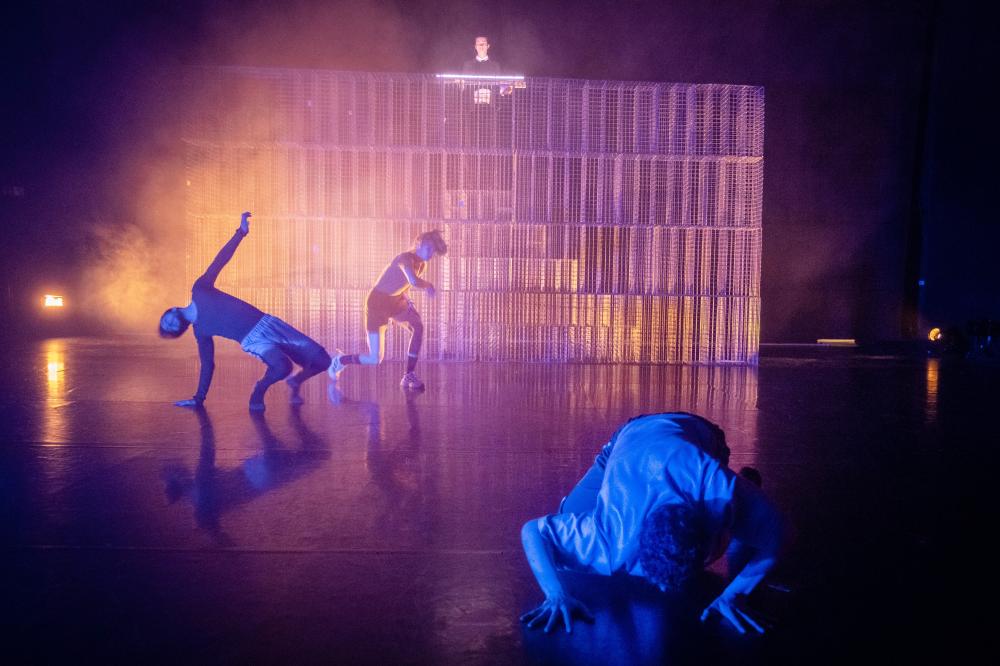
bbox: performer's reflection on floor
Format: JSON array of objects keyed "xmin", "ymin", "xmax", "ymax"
[
  {"xmin": 522, "ymin": 573, "xmax": 712, "ymax": 665},
  {"xmin": 162, "ymin": 406, "xmax": 328, "ymax": 543},
  {"xmin": 329, "ymin": 385, "xmax": 438, "ymax": 541}
]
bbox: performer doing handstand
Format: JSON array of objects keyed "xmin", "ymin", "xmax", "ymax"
[
  {"xmin": 159, "ymin": 212, "xmax": 332, "ymax": 411},
  {"xmin": 328, "ymin": 230, "xmax": 447, "ymax": 391}
]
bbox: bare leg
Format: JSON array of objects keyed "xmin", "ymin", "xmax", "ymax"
[
  {"xmin": 559, "ymin": 462, "xmax": 606, "ymax": 514},
  {"xmin": 391, "ymin": 306, "xmax": 424, "ymax": 375},
  {"xmin": 285, "ymin": 343, "xmax": 332, "ymax": 404},
  {"xmin": 359, "ymin": 329, "xmax": 386, "ymax": 365},
  {"xmin": 330, "ymin": 328, "xmax": 385, "ymax": 380},
  {"xmin": 249, "ymin": 348, "xmax": 293, "ymax": 411}
]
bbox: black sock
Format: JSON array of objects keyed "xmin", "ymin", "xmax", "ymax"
[
  {"xmin": 406, "ymin": 354, "xmax": 418, "ymax": 373},
  {"xmin": 342, "ymin": 354, "xmax": 362, "ymax": 365}
]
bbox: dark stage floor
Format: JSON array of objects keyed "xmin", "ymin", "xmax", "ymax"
[{"xmin": 1, "ymin": 337, "xmax": 992, "ymax": 664}]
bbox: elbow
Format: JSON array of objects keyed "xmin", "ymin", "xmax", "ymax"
[{"xmin": 521, "ymin": 519, "xmax": 540, "ymax": 544}]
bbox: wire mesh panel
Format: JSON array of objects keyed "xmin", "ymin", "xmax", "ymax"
[{"xmin": 184, "ymin": 67, "xmax": 763, "ymax": 363}]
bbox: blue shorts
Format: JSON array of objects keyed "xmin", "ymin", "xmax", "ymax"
[{"xmin": 240, "ymin": 315, "xmax": 328, "ymax": 367}]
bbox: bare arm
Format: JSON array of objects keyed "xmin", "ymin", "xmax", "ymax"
[
  {"xmin": 193, "ymin": 336, "xmax": 216, "ymax": 402},
  {"xmin": 701, "ymin": 479, "xmax": 786, "ymax": 633},
  {"xmin": 519, "ymin": 521, "xmax": 594, "ymax": 633},
  {"xmin": 398, "ymin": 259, "xmax": 435, "ymax": 295},
  {"xmin": 196, "ymin": 212, "xmax": 251, "ymax": 287},
  {"xmin": 521, "ymin": 521, "xmax": 568, "ymax": 599}
]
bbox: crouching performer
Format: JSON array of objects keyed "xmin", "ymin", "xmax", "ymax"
[
  {"xmin": 159, "ymin": 212, "xmax": 331, "ymax": 411},
  {"xmin": 328, "ymin": 230, "xmax": 447, "ymax": 391},
  {"xmin": 520, "ymin": 412, "xmax": 786, "ymax": 634}
]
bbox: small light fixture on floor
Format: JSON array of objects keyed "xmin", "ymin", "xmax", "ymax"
[{"xmin": 816, "ymin": 338, "xmax": 856, "ymax": 347}]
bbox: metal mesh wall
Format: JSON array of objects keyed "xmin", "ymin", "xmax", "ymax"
[{"xmin": 184, "ymin": 67, "xmax": 763, "ymax": 363}]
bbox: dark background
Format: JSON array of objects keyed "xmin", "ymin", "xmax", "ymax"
[{"xmin": 0, "ymin": 0, "xmax": 993, "ymax": 342}]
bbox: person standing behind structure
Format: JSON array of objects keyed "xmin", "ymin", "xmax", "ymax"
[{"xmin": 462, "ymin": 35, "xmax": 502, "ymax": 75}]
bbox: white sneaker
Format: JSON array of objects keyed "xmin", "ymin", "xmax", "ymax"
[
  {"xmin": 328, "ymin": 350, "xmax": 346, "ymax": 379},
  {"xmin": 400, "ymin": 371, "xmax": 425, "ymax": 391}
]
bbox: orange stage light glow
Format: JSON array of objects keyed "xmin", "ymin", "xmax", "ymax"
[{"xmin": 43, "ymin": 294, "xmax": 65, "ymax": 308}]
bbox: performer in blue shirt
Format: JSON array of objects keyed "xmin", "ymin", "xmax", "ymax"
[
  {"xmin": 520, "ymin": 412, "xmax": 786, "ymax": 634},
  {"xmin": 159, "ymin": 212, "xmax": 332, "ymax": 411}
]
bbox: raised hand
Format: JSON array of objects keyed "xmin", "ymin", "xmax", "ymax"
[
  {"xmin": 520, "ymin": 593, "xmax": 594, "ymax": 634},
  {"xmin": 240, "ymin": 211, "xmax": 252, "ymax": 234},
  {"xmin": 700, "ymin": 593, "xmax": 769, "ymax": 634}
]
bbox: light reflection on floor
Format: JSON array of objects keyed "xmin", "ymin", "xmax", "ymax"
[{"xmin": 1, "ymin": 336, "xmax": 990, "ymax": 663}]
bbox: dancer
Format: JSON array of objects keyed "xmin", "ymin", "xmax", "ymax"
[
  {"xmin": 328, "ymin": 230, "xmax": 446, "ymax": 390},
  {"xmin": 520, "ymin": 412, "xmax": 786, "ymax": 634},
  {"xmin": 159, "ymin": 212, "xmax": 332, "ymax": 411}
]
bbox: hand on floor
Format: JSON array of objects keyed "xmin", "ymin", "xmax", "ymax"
[
  {"xmin": 520, "ymin": 593, "xmax": 594, "ymax": 634},
  {"xmin": 700, "ymin": 592, "xmax": 770, "ymax": 634}
]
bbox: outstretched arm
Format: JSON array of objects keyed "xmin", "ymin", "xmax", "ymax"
[
  {"xmin": 196, "ymin": 212, "xmax": 252, "ymax": 287},
  {"xmin": 176, "ymin": 336, "xmax": 215, "ymax": 407},
  {"xmin": 520, "ymin": 521, "xmax": 594, "ymax": 633},
  {"xmin": 701, "ymin": 479, "xmax": 786, "ymax": 634},
  {"xmin": 193, "ymin": 335, "xmax": 216, "ymax": 403}
]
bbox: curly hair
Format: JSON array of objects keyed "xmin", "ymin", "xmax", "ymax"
[
  {"xmin": 416, "ymin": 229, "xmax": 448, "ymax": 256},
  {"xmin": 639, "ymin": 503, "xmax": 708, "ymax": 590}
]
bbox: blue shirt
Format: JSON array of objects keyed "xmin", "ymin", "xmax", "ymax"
[
  {"xmin": 190, "ymin": 229, "xmax": 265, "ymax": 400},
  {"xmin": 537, "ymin": 413, "xmax": 745, "ymax": 577}
]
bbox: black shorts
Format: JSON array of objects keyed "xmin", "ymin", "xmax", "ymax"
[{"xmin": 365, "ymin": 290, "xmax": 409, "ymax": 332}]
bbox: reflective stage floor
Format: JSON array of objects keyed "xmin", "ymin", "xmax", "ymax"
[{"xmin": 1, "ymin": 337, "xmax": 991, "ymax": 664}]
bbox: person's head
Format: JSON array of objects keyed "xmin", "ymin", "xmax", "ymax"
[
  {"xmin": 639, "ymin": 503, "xmax": 708, "ymax": 592},
  {"xmin": 158, "ymin": 307, "xmax": 191, "ymax": 338},
  {"xmin": 415, "ymin": 229, "xmax": 448, "ymax": 260},
  {"xmin": 474, "ymin": 35, "xmax": 490, "ymax": 59}
]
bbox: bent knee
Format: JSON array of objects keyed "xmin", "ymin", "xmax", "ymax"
[
  {"xmin": 272, "ymin": 356, "xmax": 294, "ymax": 378},
  {"xmin": 314, "ymin": 349, "xmax": 332, "ymax": 371}
]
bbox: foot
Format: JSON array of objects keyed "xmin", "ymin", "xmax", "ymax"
[
  {"xmin": 286, "ymin": 377, "xmax": 304, "ymax": 404},
  {"xmin": 327, "ymin": 350, "xmax": 346, "ymax": 380},
  {"xmin": 400, "ymin": 371, "xmax": 425, "ymax": 391}
]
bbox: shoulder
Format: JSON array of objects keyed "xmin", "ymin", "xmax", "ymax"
[{"xmin": 537, "ymin": 512, "xmax": 613, "ymax": 575}]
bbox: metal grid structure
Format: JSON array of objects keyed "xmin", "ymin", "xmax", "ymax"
[{"xmin": 184, "ymin": 67, "xmax": 763, "ymax": 363}]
